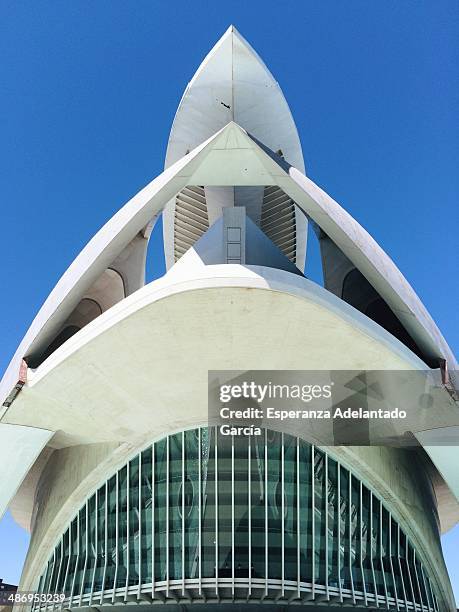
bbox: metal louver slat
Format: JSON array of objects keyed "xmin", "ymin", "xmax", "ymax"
[{"xmin": 173, "ymin": 186, "xmax": 210, "ymax": 262}]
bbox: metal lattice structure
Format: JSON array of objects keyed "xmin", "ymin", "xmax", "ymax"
[{"xmin": 36, "ymin": 428, "xmax": 438, "ymax": 611}]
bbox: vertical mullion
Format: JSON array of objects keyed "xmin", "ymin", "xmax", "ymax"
[
  {"xmin": 46, "ymin": 548, "xmax": 56, "ymax": 612},
  {"xmin": 125, "ymin": 462, "xmax": 130, "ymax": 600},
  {"xmin": 389, "ymin": 513, "xmax": 399, "ymax": 610},
  {"xmin": 36, "ymin": 568, "xmax": 46, "ymax": 612},
  {"xmin": 43, "ymin": 556, "xmax": 53, "ymax": 612},
  {"xmin": 40, "ymin": 562, "xmax": 49, "ymax": 612},
  {"xmin": 324, "ymin": 454, "xmax": 329, "ymax": 601},
  {"xmin": 166, "ymin": 435, "xmax": 170, "ymax": 598},
  {"xmin": 79, "ymin": 501, "xmax": 89, "ymax": 605},
  {"xmin": 48, "ymin": 549, "xmax": 56, "ymax": 597},
  {"xmin": 70, "ymin": 514, "xmax": 80, "ymax": 605},
  {"xmin": 429, "ymin": 579, "xmax": 438, "ymax": 612},
  {"xmin": 379, "ymin": 499, "xmax": 389, "ymax": 608},
  {"xmin": 337, "ymin": 462, "xmax": 342, "ymax": 603},
  {"xmin": 405, "ymin": 538, "xmax": 415, "ymax": 611},
  {"xmin": 151, "ymin": 444, "xmax": 155, "ymax": 598},
  {"xmin": 369, "ymin": 493, "xmax": 378, "ymax": 607},
  {"xmin": 137, "ymin": 453, "xmax": 142, "ymax": 599},
  {"xmin": 182, "ymin": 431, "xmax": 185, "ymax": 596},
  {"xmin": 231, "ymin": 434, "xmax": 235, "ymax": 598},
  {"xmin": 348, "ymin": 472, "xmax": 355, "ymax": 604},
  {"xmin": 426, "ymin": 576, "xmax": 436, "ymax": 612},
  {"xmin": 198, "ymin": 428, "xmax": 202, "ymax": 595},
  {"xmin": 45, "ymin": 551, "xmax": 54, "ymax": 595},
  {"xmin": 248, "ymin": 433, "xmax": 252, "ymax": 597},
  {"xmin": 54, "ymin": 540, "xmax": 64, "ymax": 604},
  {"xmin": 112, "ymin": 472, "xmax": 119, "ymax": 603},
  {"xmin": 296, "ymin": 438, "xmax": 300, "ymax": 601},
  {"xmin": 311, "ymin": 445, "xmax": 315, "ymax": 599},
  {"xmin": 42, "ymin": 559, "xmax": 50, "ymax": 612},
  {"xmin": 397, "ymin": 525, "xmax": 408, "ymax": 611},
  {"xmin": 100, "ymin": 481, "xmax": 109, "ymax": 605},
  {"xmin": 281, "ymin": 433, "xmax": 285, "ymax": 598},
  {"xmin": 425, "ymin": 575, "xmax": 434, "ymax": 612},
  {"xmin": 89, "ymin": 492, "xmax": 99, "ymax": 605},
  {"xmin": 264, "ymin": 429, "xmax": 268, "ymax": 598},
  {"xmin": 34, "ymin": 573, "xmax": 44, "ymax": 612},
  {"xmin": 52, "ymin": 539, "xmax": 64, "ymax": 611},
  {"xmin": 412, "ymin": 550, "xmax": 424, "ymax": 611},
  {"xmin": 360, "ymin": 481, "xmax": 367, "ymax": 606},
  {"xmin": 215, "ymin": 426, "xmax": 219, "ymax": 597},
  {"xmin": 420, "ymin": 565, "xmax": 431, "ymax": 612}
]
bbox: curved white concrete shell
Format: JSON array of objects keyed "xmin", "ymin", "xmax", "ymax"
[
  {"xmin": 5, "ymin": 264, "xmax": 454, "ymax": 610},
  {"xmin": 1, "ymin": 123, "xmax": 455, "ymax": 407},
  {"xmin": 0, "ymin": 424, "xmax": 52, "ymax": 520},
  {"xmin": 162, "ymin": 26, "xmax": 307, "ymax": 271}
]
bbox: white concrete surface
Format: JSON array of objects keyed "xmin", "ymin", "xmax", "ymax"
[{"xmin": 0, "ymin": 424, "xmax": 53, "ymax": 520}]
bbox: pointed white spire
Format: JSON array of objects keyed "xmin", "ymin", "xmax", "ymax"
[{"xmin": 165, "ymin": 25, "xmax": 305, "ymax": 173}]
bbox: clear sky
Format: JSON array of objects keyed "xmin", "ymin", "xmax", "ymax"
[{"xmin": 0, "ymin": 0, "xmax": 457, "ymax": 601}]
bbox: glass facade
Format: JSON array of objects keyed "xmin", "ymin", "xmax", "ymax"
[{"xmin": 35, "ymin": 428, "xmax": 439, "ymax": 610}]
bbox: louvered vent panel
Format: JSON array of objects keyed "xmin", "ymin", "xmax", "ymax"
[
  {"xmin": 174, "ymin": 186, "xmax": 209, "ymax": 261},
  {"xmin": 260, "ymin": 186, "xmax": 296, "ymax": 262}
]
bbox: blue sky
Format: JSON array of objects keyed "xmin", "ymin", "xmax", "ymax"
[{"xmin": 0, "ymin": 0, "xmax": 457, "ymax": 600}]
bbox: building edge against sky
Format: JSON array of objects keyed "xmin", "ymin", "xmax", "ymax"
[{"xmin": 0, "ymin": 25, "xmax": 457, "ymax": 611}]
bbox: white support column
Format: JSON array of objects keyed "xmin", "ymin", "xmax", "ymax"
[
  {"xmin": 151, "ymin": 444, "xmax": 155, "ymax": 598},
  {"xmin": 137, "ymin": 453, "xmax": 142, "ymax": 599},
  {"xmin": 379, "ymin": 499, "xmax": 389, "ymax": 608},
  {"xmin": 396, "ymin": 524, "xmax": 408, "ymax": 611},
  {"xmin": 231, "ymin": 434, "xmax": 235, "ymax": 599},
  {"xmin": 311, "ymin": 445, "xmax": 315, "ymax": 600},
  {"xmin": 388, "ymin": 512, "xmax": 399, "ymax": 611},
  {"xmin": 166, "ymin": 436, "xmax": 170, "ymax": 598},
  {"xmin": 324, "ymin": 454, "xmax": 329, "ymax": 601},
  {"xmin": 296, "ymin": 437, "xmax": 300, "ymax": 601},
  {"xmin": 214, "ymin": 426, "xmax": 219, "ymax": 597},
  {"xmin": 198, "ymin": 427, "xmax": 202, "ymax": 595},
  {"xmin": 264, "ymin": 429, "xmax": 268, "ymax": 598},
  {"xmin": 420, "ymin": 565, "xmax": 432, "ymax": 612},
  {"xmin": 52, "ymin": 538, "xmax": 64, "ymax": 610},
  {"xmin": 125, "ymin": 461, "xmax": 130, "ymax": 600},
  {"xmin": 112, "ymin": 472, "xmax": 119, "ymax": 603},
  {"xmin": 61, "ymin": 527, "xmax": 72, "ymax": 610},
  {"xmin": 100, "ymin": 482, "xmax": 109, "ymax": 604},
  {"xmin": 337, "ymin": 462, "xmax": 342, "ymax": 603},
  {"xmin": 89, "ymin": 492, "xmax": 99, "ymax": 605},
  {"xmin": 369, "ymin": 493, "xmax": 378, "ymax": 607},
  {"xmin": 47, "ymin": 549, "xmax": 56, "ymax": 598},
  {"xmin": 281, "ymin": 433, "xmax": 285, "ymax": 598},
  {"xmin": 359, "ymin": 481, "xmax": 367, "ymax": 606},
  {"xmin": 412, "ymin": 549, "xmax": 424, "ymax": 611},
  {"xmin": 248, "ymin": 434, "xmax": 252, "ymax": 598},
  {"xmin": 429, "ymin": 578, "xmax": 439, "ymax": 612},
  {"xmin": 405, "ymin": 537, "xmax": 416, "ymax": 611},
  {"xmin": 69, "ymin": 514, "xmax": 80, "ymax": 605},
  {"xmin": 348, "ymin": 472, "xmax": 355, "ymax": 604},
  {"xmin": 79, "ymin": 501, "xmax": 89, "ymax": 605},
  {"xmin": 182, "ymin": 431, "xmax": 185, "ymax": 596}
]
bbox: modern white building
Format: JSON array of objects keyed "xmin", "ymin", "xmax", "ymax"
[{"xmin": 1, "ymin": 26, "xmax": 457, "ymax": 611}]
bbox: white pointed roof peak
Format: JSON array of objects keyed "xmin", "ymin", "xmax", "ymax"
[{"xmin": 165, "ymin": 26, "xmax": 305, "ymax": 173}]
